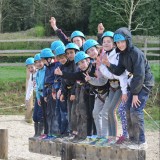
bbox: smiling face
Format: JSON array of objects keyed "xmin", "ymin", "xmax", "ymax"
[
  {"xmin": 77, "ymin": 59, "xmax": 90, "ymax": 71},
  {"xmin": 56, "ymin": 55, "xmax": 67, "ymax": 64},
  {"xmin": 116, "ymin": 40, "xmax": 127, "ymax": 51},
  {"xmin": 27, "ymin": 64, "xmax": 36, "ymax": 73},
  {"xmin": 102, "ymin": 37, "xmax": 114, "ymax": 51},
  {"xmin": 72, "ymin": 37, "xmax": 84, "ymax": 48},
  {"xmin": 86, "ymin": 46, "xmax": 98, "ymax": 59},
  {"xmin": 35, "ymin": 60, "xmax": 44, "ymax": 69}
]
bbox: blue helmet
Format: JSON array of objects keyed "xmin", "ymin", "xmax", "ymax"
[
  {"xmin": 40, "ymin": 48, "xmax": 54, "ymax": 58},
  {"xmin": 65, "ymin": 43, "xmax": 80, "ymax": 52},
  {"xmin": 83, "ymin": 39, "xmax": 99, "ymax": 52},
  {"xmin": 101, "ymin": 31, "xmax": 114, "ymax": 40},
  {"xmin": 51, "ymin": 40, "xmax": 64, "ymax": 51},
  {"xmin": 74, "ymin": 51, "xmax": 90, "ymax": 64},
  {"xmin": 34, "ymin": 53, "xmax": 41, "ymax": 62},
  {"xmin": 113, "ymin": 34, "xmax": 126, "ymax": 42},
  {"xmin": 55, "ymin": 45, "xmax": 66, "ymax": 56},
  {"xmin": 25, "ymin": 57, "xmax": 34, "ymax": 66},
  {"xmin": 71, "ymin": 31, "xmax": 85, "ymax": 40}
]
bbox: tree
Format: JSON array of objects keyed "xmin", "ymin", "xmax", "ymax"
[{"xmin": 100, "ymin": 0, "xmax": 154, "ymax": 32}]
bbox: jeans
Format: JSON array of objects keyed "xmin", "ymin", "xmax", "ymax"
[
  {"xmin": 126, "ymin": 87, "xmax": 151, "ymax": 143},
  {"xmin": 33, "ymin": 98, "xmax": 43, "ymax": 123},
  {"xmin": 46, "ymin": 94, "xmax": 59, "ymax": 135},
  {"xmin": 102, "ymin": 88, "xmax": 121, "ymax": 137}
]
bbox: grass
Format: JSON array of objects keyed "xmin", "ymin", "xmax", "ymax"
[{"xmin": 0, "ymin": 66, "xmax": 26, "ymax": 115}]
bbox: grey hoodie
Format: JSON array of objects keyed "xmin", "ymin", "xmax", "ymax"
[{"xmin": 108, "ymin": 27, "xmax": 154, "ymax": 95}]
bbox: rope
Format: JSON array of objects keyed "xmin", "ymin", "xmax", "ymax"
[
  {"xmin": 0, "ymin": 104, "xmax": 25, "ymax": 110},
  {"xmin": 143, "ymin": 109, "xmax": 160, "ymax": 129}
]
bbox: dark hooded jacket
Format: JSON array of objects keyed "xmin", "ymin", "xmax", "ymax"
[{"xmin": 108, "ymin": 27, "xmax": 154, "ymax": 95}]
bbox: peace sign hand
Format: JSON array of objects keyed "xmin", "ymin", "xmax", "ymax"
[
  {"xmin": 54, "ymin": 67, "xmax": 63, "ymax": 75},
  {"xmin": 83, "ymin": 72, "xmax": 91, "ymax": 82}
]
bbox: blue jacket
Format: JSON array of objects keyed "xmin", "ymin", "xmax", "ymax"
[
  {"xmin": 43, "ymin": 62, "xmax": 61, "ymax": 97},
  {"xmin": 36, "ymin": 66, "xmax": 46, "ymax": 100}
]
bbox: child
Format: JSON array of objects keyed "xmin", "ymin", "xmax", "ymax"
[
  {"xmin": 25, "ymin": 57, "xmax": 39, "ymax": 137},
  {"xmin": 50, "ymin": 17, "xmax": 85, "ymax": 50},
  {"xmin": 40, "ymin": 48, "xmax": 61, "ymax": 140},
  {"xmin": 104, "ymin": 27, "xmax": 154, "ymax": 149},
  {"xmin": 34, "ymin": 53, "xmax": 47, "ymax": 138},
  {"xmin": 62, "ymin": 43, "xmax": 80, "ymax": 136},
  {"xmin": 55, "ymin": 51, "xmax": 96, "ymax": 142},
  {"xmin": 83, "ymin": 37, "xmax": 128, "ymax": 143}
]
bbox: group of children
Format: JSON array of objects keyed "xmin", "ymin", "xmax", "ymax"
[{"xmin": 25, "ymin": 17, "xmax": 154, "ymax": 150}]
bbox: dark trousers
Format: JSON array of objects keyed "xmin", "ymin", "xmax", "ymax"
[
  {"xmin": 33, "ymin": 98, "xmax": 43, "ymax": 122},
  {"xmin": 40, "ymin": 96, "xmax": 48, "ymax": 134},
  {"xmin": 84, "ymin": 94, "xmax": 97, "ymax": 136},
  {"xmin": 46, "ymin": 94, "xmax": 59, "ymax": 135}
]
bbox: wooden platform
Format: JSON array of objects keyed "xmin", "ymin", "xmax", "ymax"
[{"xmin": 29, "ymin": 138, "xmax": 146, "ymax": 160}]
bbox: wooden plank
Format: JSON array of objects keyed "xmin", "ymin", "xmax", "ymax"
[
  {"xmin": 0, "ymin": 39, "xmax": 54, "ymax": 42},
  {"xmin": 0, "ymin": 129, "xmax": 8, "ymax": 159},
  {"xmin": 140, "ymin": 47, "xmax": 160, "ymax": 51},
  {"xmin": 0, "ymin": 50, "xmax": 40, "ymax": 54}
]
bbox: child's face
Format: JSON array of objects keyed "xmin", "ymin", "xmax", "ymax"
[
  {"xmin": 27, "ymin": 64, "xmax": 36, "ymax": 73},
  {"xmin": 56, "ymin": 56, "xmax": 67, "ymax": 64},
  {"xmin": 66, "ymin": 49, "xmax": 76, "ymax": 61},
  {"xmin": 72, "ymin": 37, "xmax": 83, "ymax": 48},
  {"xmin": 116, "ymin": 40, "xmax": 127, "ymax": 51},
  {"xmin": 78, "ymin": 59, "xmax": 90, "ymax": 71},
  {"xmin": 102, "ymin": 37, "xmax": 114, "ymax": 51},
  {"xmin": 35, "ymin": 60, "xmax": 44, "ymax": 69},
  {"xmin": 86, "ymin": 46, "xmax": 98, "ymax": 59}
]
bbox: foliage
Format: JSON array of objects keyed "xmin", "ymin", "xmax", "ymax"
[{"xmin": 1, "ymin": 0, "xmax": 159, "ymax": 36}]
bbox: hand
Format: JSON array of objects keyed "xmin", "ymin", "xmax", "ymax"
[
  {"xmin": 121, "ymin": 94, "xmax": 128, "ymax": 103},
  {"xmin": 60, "ymin": 94, "xmax": 65, "ymax": 102},
  {"xmin": 54, "ymin": 67, "xmax": 63, "ymax": 75},
  {"xmin": 57, "ymin": 89, "xmax": 61, "ymax": 99},
  {"xmin": 49, "ymin": 17, "xmax": 58, "ymax": 31},
  {"xmin": 37, "ymin": 99, "xmax": 41, "ymax": 106},
  {"xmin": 97, "ymin": 23, "xmax": 105, "ymax": 34},
  {"xmin": 44, "ymin": 97, "xmax": 47, "ymax": 102},
  {"xmin": 70, "ymin": 95, "xmax": 75, "ymax": 101},
  {"xmin": 52, "ymin": 92, "xmax": 56, "ymax": 100},
  {"xmin": 83, "ymin": 72, "xmax": 91, "ymax": 82},
  {"xmin": 102, "ymin": 55, "xmax": 110, "ymax": 67},
  {"xmin": 96, "ymin": 56, "xmax": 101, "ymax": 67},
  {"xmin": 132, "ymin": 95, "xmax": 141, "ymax": 108}
]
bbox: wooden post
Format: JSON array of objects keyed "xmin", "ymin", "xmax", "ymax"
[
  {"xmin": 25, "ymin": 68, "xmax": 33, "ymax": 123},
  {"xmin": 0, "ymin": 129, "xmax": 8, "ymax": 159},
  {"xmin": 144, "ymin": 38, "xmax": 148, "ymax": 57}
]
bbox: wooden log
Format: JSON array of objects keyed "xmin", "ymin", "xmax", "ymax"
[
  {"xmin": 0, "ymin": 129, "xmax": 8, "ymax": 159},
  {"xmin": 29, "ymin": 138, "xmax": 146, "ymax": 160},
  {"xmin": 61, "ymin": 141, "xmax": 73, "ymax": 160},
  {"xmin": 25, "ymin": 68, "xmax": 33, "ymax": 123}
]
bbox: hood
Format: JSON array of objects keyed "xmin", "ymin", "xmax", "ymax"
[{"xmin": 114, "ymin": 27, "xmax": 133, "ymax": 52}]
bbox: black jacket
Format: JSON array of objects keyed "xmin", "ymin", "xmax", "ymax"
[
  {"xmin": 108, "ymin": 27, "xmax": 154, "ymax": 95},
  {"xmin": 60, "ymin": 60, "xmax": 77, "ymax": 96}
]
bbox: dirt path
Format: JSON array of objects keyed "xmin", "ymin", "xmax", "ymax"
[{"xmin": 0, "ymin": 115, "xmax": 159, "ymax": 160}]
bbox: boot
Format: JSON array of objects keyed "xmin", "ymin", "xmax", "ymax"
[
  {"xmin": 33, "ymin": 122, "xmax": 38, "ymax": 137},
  {"xmin": 37, "ymin": 122, "xmax": 44, "ymax": 136}
]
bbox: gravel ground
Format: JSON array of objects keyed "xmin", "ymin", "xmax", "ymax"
[{"xmin": 0, "ymin": 115, "xmax": 159, "ymax": 160}]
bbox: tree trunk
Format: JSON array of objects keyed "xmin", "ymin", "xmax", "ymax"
[
  {"xmin": 0, "ymin": 0, "xmax": 3, "ymax": 33},
  {"xmin": 128, "ymin": 0, "xmax": 134, "ymax": 30}
]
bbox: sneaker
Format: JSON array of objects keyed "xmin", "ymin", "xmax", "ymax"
[
  {"xmin": 128, "ymin": 142, "xmax": 148, "ymax": 150},
  {"xmin": 38, "ymin": 134, "xmax": 47, "ymax": 140},
  {"xmin": 42, "ymin": 135, "xmax": 57, "ymax": 141},
  {"xmin": 78, "ymin": 136, "xmax": 95, "ymax": 144},
  {"xmin": 116, "ymin": 135, "xmax": 128, "ymax": 144}
]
